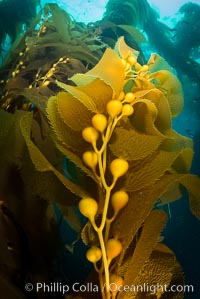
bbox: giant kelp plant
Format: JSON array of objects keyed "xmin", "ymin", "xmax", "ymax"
[
  {"xmin": 1, "ymin": 35, "xmax": 200, "ymax": 298},
  {"xmin": 44, "ymin": 37, "xmax": 200, "ymax": 299},
  {"xmin": 0, "ymin": 2, "xmax": 200, "ymax": 299}
]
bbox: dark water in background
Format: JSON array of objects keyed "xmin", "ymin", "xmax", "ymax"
[
  {"xmin": 164, "ymin": 89, "xmax": 200, "ymax": 298},
  {"xmin": 0, "ymin": 0, "xmax": 200, "ymax": 298}
]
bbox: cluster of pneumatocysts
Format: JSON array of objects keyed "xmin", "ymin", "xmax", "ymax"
[
  {"xmin": 81, "ymin": 91, "xmax": 136, "ymax": 184},
  {"xmin": 78, "ymin": 53, "xmax": 148, "ymax": 299},
  {"xmin": 121, "ymin": 52, "xmax": 150, "ymax": 78}
]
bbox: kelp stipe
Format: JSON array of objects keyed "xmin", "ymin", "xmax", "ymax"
[{"xmin": 29, "ymin": 37, "xmax": 200, "ymax": 299}]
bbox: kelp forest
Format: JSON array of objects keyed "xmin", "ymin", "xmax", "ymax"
[{"xmin": 0, "ymin": 0, "xmax": 200, "ymax": 299}]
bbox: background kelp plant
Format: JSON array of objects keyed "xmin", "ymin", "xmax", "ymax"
[{"xmin": 0, "ymin": 3, "xmax": 200, "ymax": 299}]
